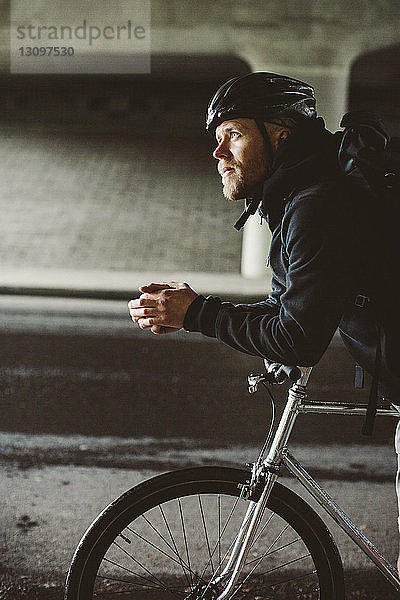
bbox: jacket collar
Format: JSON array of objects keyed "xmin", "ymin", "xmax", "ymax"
[{"xmin": 259, "ymin": 117, "xmax": 340, "ymax": 230}]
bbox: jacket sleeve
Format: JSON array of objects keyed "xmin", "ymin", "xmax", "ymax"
[{"xmin": 183, "ymin": 191, "xmax": 357, "ymax": 366}]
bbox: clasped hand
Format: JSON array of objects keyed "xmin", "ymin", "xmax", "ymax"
[{"xmin": 128, "ymin": 282, "xmax": 198, "ymax": 335}]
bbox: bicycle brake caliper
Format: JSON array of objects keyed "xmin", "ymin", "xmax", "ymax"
[{"xmin": 237, "ymin": 460, "xmax": 265, "ymax": 500}]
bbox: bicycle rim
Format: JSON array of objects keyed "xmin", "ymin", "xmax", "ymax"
[{"xmin": 65, "ymin": 466, "xmax": 344, "ymax": 600}]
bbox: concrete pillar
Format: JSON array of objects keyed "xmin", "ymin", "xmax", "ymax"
[
  {"xmin": 302, "ymin": 70, "xmax": 350, "ymax": 132},
  {"xmin": 241, "ymin": 212, "xmax": 270, "ymax": 279}
]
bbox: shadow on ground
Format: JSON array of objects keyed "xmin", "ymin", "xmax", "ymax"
[{"xmin": 0, "ymin": 568, "xmax": 398, "ymax": 599}]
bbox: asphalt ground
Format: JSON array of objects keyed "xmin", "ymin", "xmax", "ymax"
[
  {"xmin": 0, "ymin": 295, "xmax": 396, "ymax": 445},
  {"xmin": 1, "ymin": 440, "xmax": 399, "ymax": 599}
]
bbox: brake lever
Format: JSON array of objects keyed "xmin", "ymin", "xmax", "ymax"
[{"xmin": 247, "ymin": 374, "xmax": 266, "ymax": 394}]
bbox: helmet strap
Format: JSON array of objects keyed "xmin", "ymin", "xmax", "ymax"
[
  {"xmin": 233, "ymin": 197, "xmax": 261, "ymax": 231},
  {"xmin": 255, "ymin": 118, "xmax": 275, "ymax": 166},
  {"xmin": 232, "ymin": 119, "xmax": 284, "ymax": 232}
]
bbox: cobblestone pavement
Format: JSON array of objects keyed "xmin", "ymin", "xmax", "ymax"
[{"xmin": 0, "ymin": 127, "xmax": 244, "ymax": 274}]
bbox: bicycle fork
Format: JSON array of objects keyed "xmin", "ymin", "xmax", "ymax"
[{"xmin": 211, "ymin": 372, "xmax": 311, "ymax": 600}]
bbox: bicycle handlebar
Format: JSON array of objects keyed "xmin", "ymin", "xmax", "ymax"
[
  {"xmin": 263, "ymin": 359, "xmax": 302, "ymax": 383},
  {"xmin": 248, "ymin": 361, "xmax": 304, "ymax": 393}
]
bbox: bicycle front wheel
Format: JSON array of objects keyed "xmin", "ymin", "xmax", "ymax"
[{"xmin": 65, "ymin": 466, "xmax": 344, "ymax": 600}]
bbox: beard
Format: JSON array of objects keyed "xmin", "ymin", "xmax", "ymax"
[
  {"xmin": 221, "ymin": 155, "xmax": 268, "ymax": 202},
  {"xmin": 222, "ymin": 170, "xmax": 247, "ymax": 201}
]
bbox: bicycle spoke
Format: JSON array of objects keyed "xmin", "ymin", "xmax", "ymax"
[
  {"xmin": 177, "ymin": 495, "xmax": 250, "ymax": 600},
  {"xmin": 159, "ymin": 504, "xmax": 193, "ymax": 589},
  {"xmin": 247, "ymin": 510, "xmax": 275, "ymax": 551},
  {"xmin": 198, "ymin": 493, "xmax": 244, "ymax": 583},
  {"xmin": 101, "ymin": 557, "xmax": 163, "ymax": 589},
  {"xmin": 232, "ymin": 568, "xmax": 319, "ymax": 599},
  {"xmin": 237, "ymin": 537, "xmax": 315, "ymax": 595},
  {"xmin": 265, "ymin": 522, "xmax": 290, "ymax": 555},
  {"xmin": 178, "ymin": 498, "xmax": 194, "ymax": 590},
  {"xmin": 140, "ymin": 513, "xmax": 183, "ymax": 556},
  {"xmin": 245, "ymin": 535, "xmax": 302, "ymax": 566},
  {"xmin": 140, "ymin": 506, "xmax": 195, "ymax": 569},
  {"xmin": 221, "ymin": 517, "xmax": 313, "ymax": 600},
  {"xmin": 199, "ymin": 505, "xmax": 276, "ymax": 592},
  {"xmin": 218, "ymin": 495, "xmax": 222, "ymax": 571},
  {"xmin": 229, "ymin": 547, "xmax": 313, "ymax": 600},
  {"xmin": 125, "ymin": 526, "xmax": 201, "ymax": 578},
  {"xmin": 198, "ymin": 495, "xmax": 215, "ymax": 574},
  {"xmin": 109, "ymin": 541, "xmax": 182, "ymax": 598},
  {"xmin": 96, "ymin": 572, "xmax": 164, "ymax": 591},
  {"xmin": 258, "ymin": 552, "xmax": 312, "ymax": 577},
  {"xmin": 196, "ymin": 497, "xmax": 273, "ymax": 600},
  {"xmin": 265, "ymin": 567, "xmax": 318, "ymax": 588}
]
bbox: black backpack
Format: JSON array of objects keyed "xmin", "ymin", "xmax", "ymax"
[{"xmin": 336, "ymin": 111, "xmax": 400, "ymax": 434}]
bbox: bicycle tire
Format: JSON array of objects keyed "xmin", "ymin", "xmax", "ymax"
[{"xmin": 65, "ymin": 466, "xmax": 345, "ymax": 600}]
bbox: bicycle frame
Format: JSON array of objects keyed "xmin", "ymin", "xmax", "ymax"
[{"xmin": 214, "ymin": 367, "xmax": 400, "ymax": 600}]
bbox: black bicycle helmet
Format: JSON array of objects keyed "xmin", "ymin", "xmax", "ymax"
[{"xmin": 206, "ymin": 72, "xmax": 316, "ymax": 133}]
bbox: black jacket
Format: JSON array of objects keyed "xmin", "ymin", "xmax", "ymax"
[{"xmin": 183, "ymin": 117, "xmax": 399, "ymax": 400}]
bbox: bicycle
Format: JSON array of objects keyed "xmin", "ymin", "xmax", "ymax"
[{"xmin": 64, "ymin": 360, "xmax": 400, "ymax": 599}]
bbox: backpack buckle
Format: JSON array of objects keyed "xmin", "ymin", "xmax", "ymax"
[{"xmin": 355, "ymin": 294, "xmax": 370, "ymax": 308}]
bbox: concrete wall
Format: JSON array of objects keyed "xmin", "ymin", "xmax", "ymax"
[
  {"xmin": 0, "ymin": 1, "xmax": 399, "ymax": 280},
  {"xmin": 1, "ymin": 0, "xmax": 400, "ymax": 130},
  {"xmin": 149, "ymin": 0, "xmax": 400, "ymax": 130},
  {"xmin": 0, "ymin": 129, "xmax": 243, "ymax": 274}
]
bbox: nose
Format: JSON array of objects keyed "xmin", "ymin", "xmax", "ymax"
[{"xmin": 213, "ymin": 138, "xmax": 231, "ymax": 160}]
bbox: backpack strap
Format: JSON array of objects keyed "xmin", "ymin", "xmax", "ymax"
[{"xmin": 361, "ymin": 315, "xmax": 382, "ymax": 436}]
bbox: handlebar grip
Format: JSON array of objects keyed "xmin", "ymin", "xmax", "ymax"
[{"xmin": 263, "ymin": 359, "xmax": 301, "ymax": 383}]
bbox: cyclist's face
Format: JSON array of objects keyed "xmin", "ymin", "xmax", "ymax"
[{"xmin": 213, "ymin": 118, "xmax": 269, "ymax": 201}]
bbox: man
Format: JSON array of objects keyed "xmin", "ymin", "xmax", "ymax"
[
  {"xmin": 128, "ymin": 72, "xmax": 400, "ymax": 568},
  {"xmin": 129, "ymin": 72, "xmax": 360, "ymax": 368}
]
